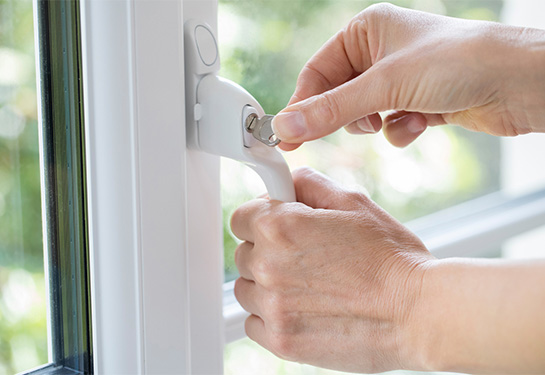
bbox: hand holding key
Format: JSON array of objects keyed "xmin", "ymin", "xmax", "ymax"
[{"xmin": 271, "ymin": 3, "xmax": 545, "ymax": 150}]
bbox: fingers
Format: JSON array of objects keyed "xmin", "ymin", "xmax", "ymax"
[
  {"xmin": 383, "ymin": 111, "xmax": 427, "ymax": 147},
  {"xmin": 272, "ymin": 64, "xmax": 391, "ymax": 144},
  {"xmin": 344, "ymin": 113, "xmax": 383, "ymax": 135},
  {"xmin": 383, "ymin": 111, "xmax": 446, "ymax": 147},
  {"xmin": 230, "ymin": 198, "xmax": 269, "ymax": 242},
  {"xmin": 245, "ymin": 314, "xmax": 266, "ymax": 346},
  {"xmin": 278, "ymin": 141, "xmax": 302, "ymax": 152},
  {"xmin": 237, "ymin": 280, "xmax": 300, "ymax": 354},
  {"xmin": 234, "ymin": 241, "xmax": 254, "ymax": 281},
  {"xmin": 289, "ymin": 20, "xmax": 372, "ymax": 105},
  {"xmin": 272, "ymin": 13, "xmax": 376, "ymax": 145},
  {"xmin": 292, "ymin": 167, "xmax": 368, "ymax": 211},
  {"xmin": 234, "ymin": 277, "xmax": 261, "ymax": 316}
]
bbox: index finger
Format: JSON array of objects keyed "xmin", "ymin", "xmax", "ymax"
[
  {"xmin": 277, "ymin": 17, "xmax": 373, "ymax": 151},
  {"xmin": 288, "ymin": 16, "xmax": 373, "ymax": 105},
  {"xmin": 230, "ymin": 198, "xmax": 270, "ymax": 243}
]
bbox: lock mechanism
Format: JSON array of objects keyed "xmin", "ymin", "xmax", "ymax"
[{"xmin": 245, "ymin": 114, "xmax": 280, "ymax": 147}]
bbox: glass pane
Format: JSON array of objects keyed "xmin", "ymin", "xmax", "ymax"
[
  {"xmin": 220, "ymin": 0, "xmax": 504, "ymax": 281},
  {"xmin": 0, "ymin": 0, "xmax": 48, "ymax": 373}
]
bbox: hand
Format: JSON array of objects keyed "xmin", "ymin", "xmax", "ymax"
[
  {"xmin": 230, "ymin": 167, "xmax": 435, "ymax": 373},
  {"xmin": 272, "ymin": 3, "xmax": 545, "ymax": 150}
]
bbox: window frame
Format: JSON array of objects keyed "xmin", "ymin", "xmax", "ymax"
[{"xmin": 80, "ymin": 0, "xmax": 224, "ymax": 373}]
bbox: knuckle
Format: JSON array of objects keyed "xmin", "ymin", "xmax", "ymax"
[
  {"xmin": 293, "ymin": 166, "xmax": 315, "ymax": 179},
  {"xmin": 282, "ymin": 212, "xmax": 307, "ymax": 239},
  {"xmin": 254, "ymin": 212, "xmax": 284, "ymax": 242},
  {"xmin": 316, "ymin": 90, "xmax": 342, "ymax": 127},
  {"xmin": 364, "ymin": 2, "xmax": 396, "ymax": 18},
  {"xmin": 263, "ymin": 293, "xmax": 287, "ymax": 320},
  {"xmin": 264, "ymin": 296, "xmax": 299, "ymax": 333},
  {"xmin": 230, "ymin": 199, "xmax": 265, "ymax": 239},
  {"xmin": 265, "ymin": 208, "xmax": 307, "ymax": 250},
  {"xmin": 372, "ymin": 62, "xmax": 398, "ymax": 109},
  {"xmin": 299, "ymin": 63, "xmax": 334, "ymax": 93},
  {"xmin": 275, "ymin": 312, "xmax": 297, "ymax": 334},
  {"xmin": 252, "ymin": 257, "xmax": 279, "ymax": 287},
  {"xmin": 345, "ymin": 190, "xmax": 371, "ymax": 206}
]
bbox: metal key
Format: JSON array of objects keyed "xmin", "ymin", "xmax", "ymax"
[{"xmin": 245, "ymin": 113, "xmax": 280, "ymax": 147}]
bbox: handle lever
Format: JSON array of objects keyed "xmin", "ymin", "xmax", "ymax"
[{"xmin": 184, "ymin": 20, "xmax": 295, "ymax": 202}]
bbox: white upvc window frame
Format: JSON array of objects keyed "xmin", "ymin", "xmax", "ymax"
[
  {"xmin": 80, "ymin": 0, "xmax": 545, "ymax": 373},
  {"xmin": 82, "ymin": 0, "xmax": 223, "ymax": 373}
]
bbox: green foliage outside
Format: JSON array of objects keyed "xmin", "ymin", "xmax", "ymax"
[{"xmin": 0, "ymin": 0, "xmax": 47, "ymax": 373}]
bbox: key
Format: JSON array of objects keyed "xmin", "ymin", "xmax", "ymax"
[{"xmin": 245, "ymin": 113, "xmax": 280, "ymax": 147}]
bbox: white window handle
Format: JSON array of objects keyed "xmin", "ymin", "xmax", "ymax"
[{"xmin": 185, "ymin": 20, "xmax": 296, "ymax": 202}]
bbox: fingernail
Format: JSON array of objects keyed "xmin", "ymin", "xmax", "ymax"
[
  {"xmin": 272, "ymin": 111, "xmax": 306, "ymax": 140},
  {"xmin": 406, "ymin": 116, "xmax": 426, "ymax": 133},
  {"xmin": 356, "ymin": 117, "xmax": 377, "ymax": 133}
]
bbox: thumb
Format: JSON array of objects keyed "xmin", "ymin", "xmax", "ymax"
[
  {"xmin": 272, "ymin": 65, "xmax": 390, "ymax": 144},
  {"xmin": 292, "ymin": 167, "xmax": 367, "ymax": 211}
]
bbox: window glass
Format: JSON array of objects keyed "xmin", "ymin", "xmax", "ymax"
[
  {"xmin": 219, "ymin": 0, "xmax": 504, "ymax": 281},
  {"xmin": 0, "ymin": 0, "xmax": 47, "ymax": 373}
]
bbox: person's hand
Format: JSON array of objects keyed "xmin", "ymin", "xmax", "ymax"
[
  {"xmin": 230, "ymin": 167, "xmax": 435, "ymax": 373},
  {"xmin": 231, "ymin": 167, "xmax": 545, "ymax": 373},
  {"xmin": 272, "ymin": 3, "xmax": 545, "ymax": 150}
]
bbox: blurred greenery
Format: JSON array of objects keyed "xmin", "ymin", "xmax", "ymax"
[
  {"xmin": 221, "ymin": 0, "xmax": 503, "ymax": 372},
  {"xmin": 0, "ymin": 0, "xmax": 48, "ymax": 373}
]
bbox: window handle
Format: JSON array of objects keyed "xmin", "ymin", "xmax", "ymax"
[{"xmin": 185, "ymin": 20, "xmax": 296, "ymax": 202}]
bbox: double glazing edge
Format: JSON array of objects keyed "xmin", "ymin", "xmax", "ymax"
[
  {"xmin": 34, "ymin": 0, "xmax": 92, "ymax": 373},
  {"xmin": 26, "ymin": 364, "xmax": 83, "ymax": 375}
]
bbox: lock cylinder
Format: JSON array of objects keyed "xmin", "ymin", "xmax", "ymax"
[{"xmin": 245, "ymin": 113, "xmax": 280, "ymax": 147}]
